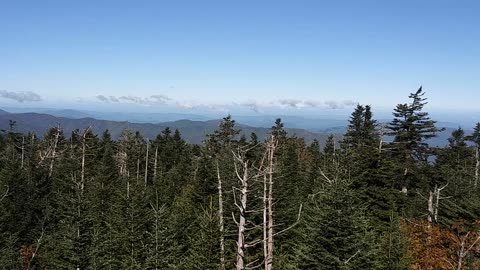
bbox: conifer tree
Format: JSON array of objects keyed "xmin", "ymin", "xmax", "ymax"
[
  {"xmin": 467, "ymin": 122, "xmax": 480, "ymax": 188},
  {"xmin": 435, "ymin": 128, "xmax": 477, "ymax": 225},
  {"xmin": 343, "ymin": 105, "xmax": 398, "ymax": 230},
  {"xmin": 387, "ymin": 87, "xmax": 444, "ymax": 195},
  {"xmin": 324, "ymin": 134, "xmax": 336, "ymax": 154},
  {"xmin": 343, "ymin": 104, "xmax": 365, "ymax": 148},
  {"xmin": 183, "ymin": 198, "xmax": 221, "ymax": 269},
  {"xmin": 298, "ymin": 179, "xmax": 377, "ymax": 269}
]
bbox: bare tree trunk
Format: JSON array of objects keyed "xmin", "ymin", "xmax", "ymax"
[
  {"xmin": 28, "ymin": 218, "xmax": 46, "ymax": 270},
  {"xmin": 81, "ymin": 127, "xmax": 90, "ymax": 194},
  {"xmin": 333, "ymin": 136, "xmax": 336, "ymax": 153},
  {"xmin": 231, "ymin": 142, "xmax": 281, "ymax": 270},
  {"xmin": 475, "ymin": 147, "xmax": 479, "ymax": 188},
  {"xmin": 427, "ymin": 191, "xmax": 433, "ymax": 224},
  {"xmin": 77, "ymin": 127, "xmax": 90, "ymax": 270},
  {"xmin": 127, "ymin": 180, "xmax": 130, "ymax": 199},
  {"xmin": 378, "ymin": 123, "xmax": 383, "ymax": 153},
  {"xmin": 427, "ymin": 184, "xmax": 448, "ymax": 224},
  {"xmin": 145, "ymin": 140, "xmax": 149, "ymax": 187},
  {"xmin": 49, "ymin": 127, "xmax": 61, "ymax": 177},
  {"xmin": 235, "ymin": 158, "xmax": 249, "ymax": 270},
  {"xmin": 21, "ymin": 136, "xmax": 24, "ymax": 169},
  {"xmin": 456, "ymin": 233, "xmax": 480, "ymax": 270},
  {"xmin": 434, "ymin": 184, "xmax": 448, "ymax": 223},
  {"xmin": 263, "ymin": 173, "xmax": 268, "ymax": 269},
  {"xmin": 434, "ymin": 185, "xmax": 440, "ymax": 222},
  {"xmin": 0, "ymin": 186, "xmax": 8, "ymax": 202},
  {"xmin": 151, "ymin": 190, "xmax": 160, "ymax": 270},
  {"xmin": 401, "ymin": 168, "xmax": 408, "ymax": 194},
  {"xmin": 136, "ymin": 158, "xmax": 140, "ymax": 185},
  {"xmin": 265, "ymin": 137, "xmax": 276, "ymax": 270},
  {"xmin": 216, "ymin": 160, "xmax": 225, "ymax": 270},
  {"xmin": 76, "ymin": 173, "xmax": 81, "ymax": 270},
  {"xmin": 153, "ymin": 146, "xmax": 158, "ymax": 182},
  {"xmin": 457, "ymin": 240, "xmax": 464, "ymax": 270}
]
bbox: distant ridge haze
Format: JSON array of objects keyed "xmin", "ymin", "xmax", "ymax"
[
  {"xmin": 0, "ymin": 108, "xmax": 472, "ymax": 147},
  {"xmin": 0, "ymin": 110, "xmax": 337, "ymax": 146}
]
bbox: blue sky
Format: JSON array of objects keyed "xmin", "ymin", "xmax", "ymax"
[{"xmin": 1, "ymin": 0, "xmax": 479, "ymax": 116}]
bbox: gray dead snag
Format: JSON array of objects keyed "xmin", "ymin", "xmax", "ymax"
[
  {"xmin": 427, "ymin": 184, "xmax": 449, "ymax": 224},
  {"xmin": 455, "ymin": 232, "xmax": 480, "ymax": 270},
  {"xmin": 475, "ymin": 147, "xmax": 479, "ymax": 188},
  {"xmin": 232, "ymin": 143, "xmax": 266, "ymax": 270},
  {"xmin": 145, "ymin": 139, "xmax": 149, "ymax": 187},
  {"xmin": 233, "ymin": 148, "xmax": 249, "ymax": 270},
  {"xmin": 216, "ymin": 160, "xmax": 226, "ymax": 270},
  {"xmin": 265, "ymin": 135, "xmax": 277, "ymax": 270},
  {"xmin": 153, "ymin": 146, "xmax": 158, "ymax": 182},
  {"xmin": 37, "ymin": 125, "xmax": 61, "ymax": 177}
]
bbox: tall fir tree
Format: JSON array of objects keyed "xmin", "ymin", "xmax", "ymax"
[{"xmin": 387, "ymin": 87, "xmax": 444, "ymax": 197}]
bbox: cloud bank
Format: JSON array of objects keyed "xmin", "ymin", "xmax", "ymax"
[
  {"xmin": 96, "ymin": 94, "xmax": 170, "ymax": 105},
  {"xmin": 93, "ymin": 93, "xmax": 356, "ymax": 112},
  {"xmin": 0, "ymin": 90, "xmax": 42, "ymax": 102},
  {"xmin": 278, "ymin": 99, "xmax": 303, "ymax": 108}
]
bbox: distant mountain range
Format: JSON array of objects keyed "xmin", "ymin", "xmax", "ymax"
[
  {"xmin": 0, "ymin": 108, "xmax": 471, "ymax": 147},
  {"xmin": 0, "ymin": 110, "xmax": 338, "ymax": 146}
]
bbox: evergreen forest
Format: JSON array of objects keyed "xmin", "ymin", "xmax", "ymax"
[{"xmin": 2, "ymin": 87, "xmax": 480, "ymax": 270}]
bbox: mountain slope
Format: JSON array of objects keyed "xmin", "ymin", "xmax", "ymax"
[
  {"xmin": 0, "ymin": 111, "xmax": 464, "ymax": 146},
  {"xmin": 0, "ymin": 112, "xmax": 336, "ymax": 145}
]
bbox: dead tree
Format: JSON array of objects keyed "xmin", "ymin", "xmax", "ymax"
[
  {"xmin": 475, "ymin": 146, "xmax": 479, "ymax": 188},
  {"xmin": 117, "ymin": 129, "xmax": 134, "ymax": 197},
  {"xmin": 232, "ymin": 139, "xmax": 301, "ymax": 270},
  {"xmin": 153, "ymin": 146, "xmax": 158, "ymax": 182},
  {"xmin": 233, "ymin": 148, "xmax": 250, "ymax": 270},
  {"xmin": 427, "ymin": 184, "xmax": 449, "ymax": 224},
  {"xmin": 80, "ymin": 126, "xmax": 92, "ymax": 194},
  {"xmin": 216, "ymin": 160, "xmax": 226, "ymax": 270},
  {"xmin": 232, "ymin": 143, "xmax": 266, "ymax": 270},
  {"xmin": 136, "ymin": 158, "xmax": 140, "ymax": 185},
  {"xmin": 67, "ymin": 126, "xmax": 93, "ymax": 270},
  {"xmin": 378, "ymin": 123, "xmax": 386, "ymax": 154},
  {"xmin": 38, "ymin": 125, "xmax": 62, "ymax": 177},
  {"xmin": 49, "ymin": 126, "xmax": 61, "ymax": 177},
  {"xmin": 117, "ymin": 151, "xmax": 128, "ymax": 177},
  {"xmin": 264, "ymin": 135, "xmax": 277, "ymax": 270},
  {"xmin": 0, "ymin": 185, "xmax": 8, "ymax": 202},
  {"xmin": 454, "ymin": 231, "xmax": 480, "ymax": 270},
  {"xmin": 262, "ymin": 135, "xmax": 304, "ymax": 270},
  {"xmin": 145, "ymin": 139, "xmax": 149, "ymax": 187},
  {"xmin": 26, "ymin": 217, "xmax": 46, "ymax": 270},
  {"xmin": 21, "ymin": 136, "xmax": 25, "ymax": 169}
]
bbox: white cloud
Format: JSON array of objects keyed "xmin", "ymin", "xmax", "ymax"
[
  {"xmin": 109, "ymin": 96, "xmax": 119, "ymax": 102},
  {"xmin": 278, "ymin": 99, "xmax": 303, "ymax": 108},
  {"xmin": 176, "ymin": 100, "xmax": 229, "ymax": 111},
  {"xmin": 149, "ymin": 95, "xmax": 171, "ymax": 104},
  {"xmin": 0, "ymin": 90, "xmax": 42, "ymax": 102},
  {"xmin": 342, "ymin": 100, "xmax": 357, "ymax": 106},
  {"xmin": 92, "ymin": 93, "xmax": 356, "ymax": 112},
  {"xmin": 239, "ymin": 100, "xmax": 263, "ymax": 112},
  {"xmin": 96, "ymin": 95, "xmax": 109, "ymax": 102},
  {"xmin": 96, "ymin": 94, "xmax": 171, "ymax": 105},
  {"xmin": 304, "ymin": 99, "xmax": 358, "ymax": 109},
  {"xmin": 304, "ymin": 100, "xmax": 323, "ymax": 107}
]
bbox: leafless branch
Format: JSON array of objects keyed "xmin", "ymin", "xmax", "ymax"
[
  {"xmin": 344, "ymin": 249, "xmax": 361, "ymax": 264},
  {"xmin": 272, "ymin": 204, "xmax": 302, "ymax": 237},
  {"xmin": 0, "ymin": 185, "xmax": 8, "ymax": 202}
]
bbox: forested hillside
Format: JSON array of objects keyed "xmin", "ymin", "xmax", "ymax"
[
  {"xmin": 0, "ymin": 112, "xmax": 335, "ymax": 145},
  {"xmin": 1, "ymin": 88, "xmax": 480, "ymax": 269}
]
